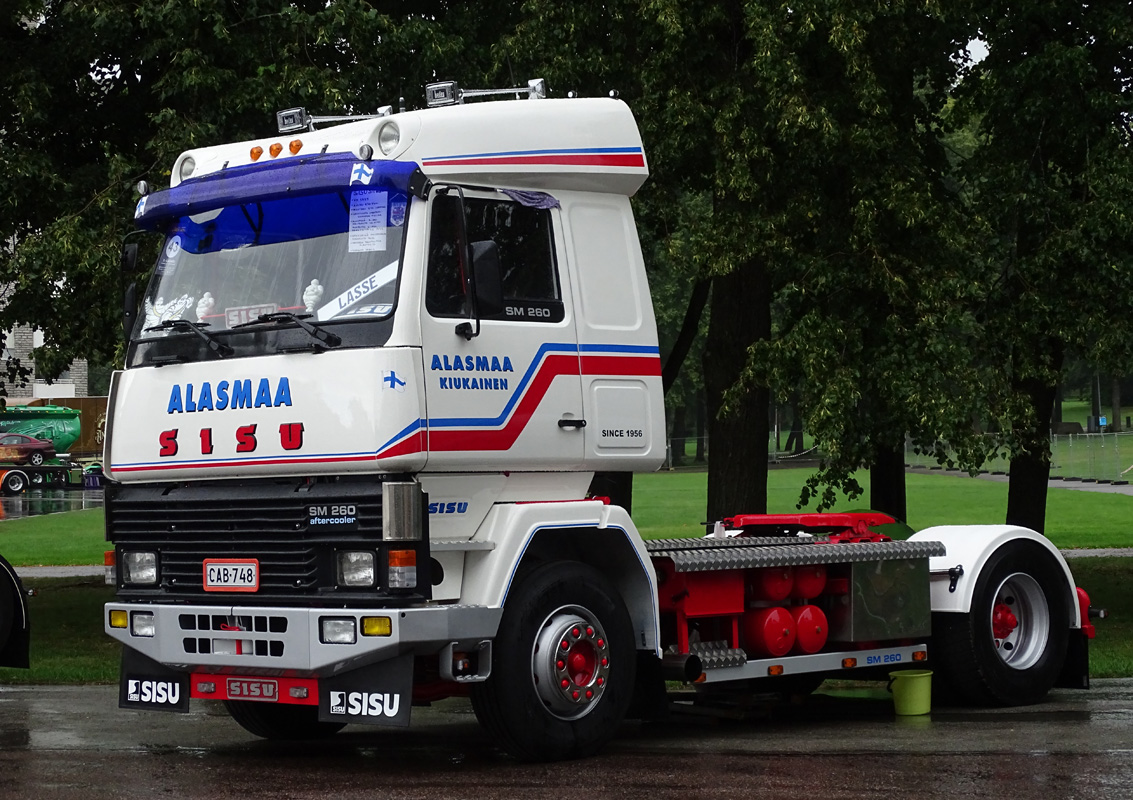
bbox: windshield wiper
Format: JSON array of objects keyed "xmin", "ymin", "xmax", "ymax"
[
  {"xmin": 233, "ymin": 311, "xmax": 342, "ymax": 347},
  {"xmin": 144, "ymin": 319, "xmax": 233, "ymax": 357}
]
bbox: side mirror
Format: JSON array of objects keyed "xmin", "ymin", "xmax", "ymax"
[
  {"xmin": 470, "ymin": 240, "xmax": 504, "ymax": 318},
  {"xmin": 121, "ymin": 242, "xmax": 138, "ymax": 275}
]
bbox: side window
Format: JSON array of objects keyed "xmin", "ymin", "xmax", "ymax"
[{"xmin": 426, "ymin": 195, "xmax": 563, "ymax": 322}]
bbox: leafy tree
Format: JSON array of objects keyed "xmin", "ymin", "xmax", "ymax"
[{"xmin": 953, "ymin": 2, "xmax": 1133, "ymax": 532}]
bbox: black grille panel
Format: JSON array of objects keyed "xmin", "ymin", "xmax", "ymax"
[{"xmin": 106, "ymin": 476, "xmax": 426, "ymax": 604}]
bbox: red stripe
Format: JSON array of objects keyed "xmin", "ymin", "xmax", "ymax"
[
  {"xmin": 580, "ymin": 355, "xmax": 661, "ymax": 377},
  {"xmin": 425, "ymin": 154, "xmax": 646, "ymax": 168}
]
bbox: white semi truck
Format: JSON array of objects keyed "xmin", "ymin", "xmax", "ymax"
[{"xmin": 104, "ymin": 80, "xmax": 1100, "ymax": 761}]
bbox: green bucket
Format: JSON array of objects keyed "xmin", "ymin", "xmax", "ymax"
[{"xmin": 888, "ymin": 669, "xmax": 933, "ymax": 716}]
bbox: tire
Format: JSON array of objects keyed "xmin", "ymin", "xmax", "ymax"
[
  {"xmin": 2, "ymin": 471, "xmax": 27, "ymax": 495},
  {"xmin": 0, "ymin": 572, "xmax": 14, "ymax": 653},
  {"xmin": 932, "ymin": 540, "xmax": 1070, "ymax": 706},
  {"xmin": 30, "ymin": 472, "xmax": 43, "ymax": 486},
  {"xmin": 224, "ymin": 701, "xmax": 345, "ymax": 740},
  {"xmin": 471, "ymin": 561, "xmax": 635, "ymax": 761},
  {"xmin": 27, "ymin": 452, "xmax": 44, "ymax": 467}
]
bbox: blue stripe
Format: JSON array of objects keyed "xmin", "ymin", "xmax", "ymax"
[{"xmin": 422, "ymin": 146, "xmax": 643, "ymax": 162}]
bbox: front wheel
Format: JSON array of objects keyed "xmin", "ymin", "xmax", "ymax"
[
  {"xmin": 2, "ymin": 471, "xmax": 27, "ymax": 495},
  {"xmin": 27, "ymin": 452, "xmax": 44, "ymax": 467},
  {"xmin": 471, "ymin": 561, "xmax": 635, "ymax": 761},
  {"xmin": 224, "ymin": 700, "xmax": 345, "ymax": 740},
  {"xmin": 932, "ymin": 540, "xmax": 1070, "ymax": 706}
]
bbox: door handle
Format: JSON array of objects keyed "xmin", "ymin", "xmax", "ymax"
[{"xmin": 558, "ymin": 418, "xmax": 587, "ymax": 430}]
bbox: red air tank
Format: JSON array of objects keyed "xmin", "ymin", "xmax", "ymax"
[
  {"xmin": 790, "ymin": 604, "xmax": 829, "ymax": 655},
  {"xmin": 743, "ymin": 607, "xmax": 797, "ymax": 658},
  {"xmin": 791, "ymin": 564, "xmax": 827, "ymax": 599},
  {"xmin": 749, "ymin": 567, "xmax": 794, "ymax": 602}
]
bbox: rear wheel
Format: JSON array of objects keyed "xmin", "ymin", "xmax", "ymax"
[
  {"xmin": 224, "ymin": 701, "xmax": 345, "ymax": 740},
  {"xmin": 933, "ymin": 540, "xmax": 1070, "ymax": 706},
  {"xmin": 471, "ymin": 561, "xmax": 635, "ymax": 761},
  {"xmin": 2, "ymin": 471, "xmax": 27, "ymax": 495}
]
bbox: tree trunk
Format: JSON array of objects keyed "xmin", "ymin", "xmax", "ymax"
[
  {"xmin": 661, "ymin": 278, "xmax": 711, "ymax": 395},
  {"xmin": 870, "ymin": 442, "xmax": 908, "ymax": 523},
  {"xmin": 670, "ymin": 404, "xmax": 687, "ymax": 467},
  {"xmin": 1006, "ymin": 378, "xmax": 1059, "ymax": 535},
  {"xmin": 703, "ymin": 266, "xmax": 771, "ymax": 522},
  {"xmin": 695, "ymin": 394, "xmax": 707, "ymax": 463}
]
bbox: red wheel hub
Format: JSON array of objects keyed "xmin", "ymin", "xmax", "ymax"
[
  {"xmin": 566, "ymin": 645, "xmax": 597, "ymax": 686},
  {"xmin": 992, "ymin": 602, "xmax": 1018, "ymax": 640}
]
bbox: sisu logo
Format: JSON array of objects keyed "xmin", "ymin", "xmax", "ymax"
[
  {"xmin": 329, "ymin": 691, "xmax": 401, "ymax": 717},
  {"xmin": 428, "ymin": 501, "xmax": 469, "ymax": 515},
  {"xmin": 127, "ymin": 679, "xmax": 181, "ymax": 705}
]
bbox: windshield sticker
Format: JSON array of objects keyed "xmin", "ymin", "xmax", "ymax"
[
  {"xmin": 143, "ymin": 294, "xmax": 194, "ymax": 331},
  {"xmin": 317, "ymin": 262, "xmax": 398, "ymax": 321},
  {"xmin": 349, "ymin": 190, "xmax": 389, "ymax": 252},
  {"xmin": 350, "ymin": 162, "xmax": 374, "ymax": 185},
  {"xmin": 389, "ymin": 195, "xmax": 407, "ymax": 227},
  {"xmin": 225, "ymin": 303, "xmax": 278, "ymax": 328}
]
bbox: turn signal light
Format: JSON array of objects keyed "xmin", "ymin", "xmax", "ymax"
[
  {"xmin": 361, "ymin": 616, "xmax": 392, "ymax": 637},
  {"xmin": 250, "ymin": 146, "xmax": 264, "ymax": 161},
  {"xmin": 109, "ymin": 610, "xmax": 128, "ymax": 628}
]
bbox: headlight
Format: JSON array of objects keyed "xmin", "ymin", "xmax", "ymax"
[
  {"xmin": 320, "ymin": 617, "xmax": 357, "ymax": 645},
  {"xmin": 121, "ymin": 551, "xmax": 158, "ymax": 585},
  {"xmin": 337, "ymin": 551, "xmax": 375, "ymax": 587},
  {"xmin": 377, "ymin": 122, "xmax": 400, "ymax": 155}
]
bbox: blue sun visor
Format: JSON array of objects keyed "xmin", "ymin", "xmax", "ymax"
[{"xmin": 133, "ymin": 156, "xmax": 420, "ymax": 235}]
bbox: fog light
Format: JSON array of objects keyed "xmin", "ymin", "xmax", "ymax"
[
  {"xmin": 337, "ymin": 551, "xmax": 375, "ymax": 587},
  {"xmin": 320, "ymin": 617, "xmax": 357, "ymax": 644},
  {"xmin": 122, "ymin": 551, "xmax": 157, "ymax": 585},
  {"xmin": 109, "ymin": 609, "xmax": 128, "ymax": 628},
  {"xmin": 132, "ymin": 612, "xmax": 156, "ymax": 638},
  {"xmin": 361, "ymin": 616, "xmax": 392, "ymax": 637}
]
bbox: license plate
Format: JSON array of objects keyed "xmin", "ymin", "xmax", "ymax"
[
  {"xmin": 203, "ymin": 558, "xmax": 260, "ymax": 592},
  {"xmin": 226, "ymin": 678, "xmax": 278, "ymax": 702}
]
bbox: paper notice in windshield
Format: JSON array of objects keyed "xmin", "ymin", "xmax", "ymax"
[{"xmin": 349, "ymin": 191, "xmax": 388, "ymax": 252}]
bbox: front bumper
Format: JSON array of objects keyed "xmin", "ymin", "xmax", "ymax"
[{"xmin": 105, "ymin": 601, "xmax": 502, "ymax": 675}]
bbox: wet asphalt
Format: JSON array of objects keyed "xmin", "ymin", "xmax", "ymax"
[{"xmin": 1, "ymin": 681, "xmax": 1133, "ymax": 798}]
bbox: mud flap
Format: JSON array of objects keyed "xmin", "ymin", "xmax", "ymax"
[
  {"xmin": 119, "ymin": 649, "xmax": 190, "ymax": 712},
  {"xmin": 1055, "ymin": 628, "xmax": 1090, "ymax": 690},
  {"xmin": 318, "ymin": 654, "xmax": 413, "ymax": 727}
]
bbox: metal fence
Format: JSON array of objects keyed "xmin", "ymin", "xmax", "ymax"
[{"xmin": 666, "ymin": 432, "xmax": 1133, "ymax": 483}]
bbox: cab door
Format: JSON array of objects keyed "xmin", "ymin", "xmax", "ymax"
[{"xmin": 419, "ymin": 190, "xmax": 584, "ymax": 471}]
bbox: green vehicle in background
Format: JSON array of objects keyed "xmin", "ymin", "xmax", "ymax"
[{"xmin": 0, "ymin": 405, "xmax": 80, "ymax": 458}]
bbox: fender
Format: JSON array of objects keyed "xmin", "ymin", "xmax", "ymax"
[
  {"xmin": 909, "ymin": 525, "xmax": 1080, "ymax": 627},
  {"xmin": 458, "ymin": 500, "xmax": 660, "ymax": 654},
  {"xmin": 0, "ymin": 553, "xmax": 30, "ymax": 668}
]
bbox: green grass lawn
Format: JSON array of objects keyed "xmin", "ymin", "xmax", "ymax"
[
  {"xmin": 0, "ymin": 508, "xmax": 106, "ymax": 566},
  {"xmin": 633, "ymin": 468, "xmax": 1133, "ymax": 549}
]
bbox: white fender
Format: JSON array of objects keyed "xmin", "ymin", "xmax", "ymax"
[
  {"xmin": 458, "ymin": 501, "xmax": 661, "ymax": 654},
  {"xmin": 909, "ymin": 525, "xmax": 1080, "ymax": 627}
]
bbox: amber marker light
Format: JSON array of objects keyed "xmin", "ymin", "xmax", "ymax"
[
  {"xmin": 767, "ymin": 665, "xmax": 785, "ymax": 676},
  {"xmin": 289, "ymin": 139, "xmax": 303, "ymax": 155},
  {"xmin": 842, "ymin": 657, "xmax": 858, "ymax": 669},
  {"xmin": 912, "ymin": 650, "xmax": 928, "ymax": 662},
  {"xmin": 250, "ymin": 146, "xmax": 264, "ymax": 161},
  {"xmin": 269, "ymin": 142, "xmax": 283, "ymax": 157}
]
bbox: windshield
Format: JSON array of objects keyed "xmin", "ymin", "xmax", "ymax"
[{"xmin": 136, "ymin": 187, "xmax": 408, "ymax": 338}]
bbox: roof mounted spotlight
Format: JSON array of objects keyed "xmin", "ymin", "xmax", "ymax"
[
  {"xmin": 277, "ymin": 107, "xmax": 310, "ymax": 134},
  {"xmin": 425, "ymin": 78, "xmax": 548, "ymax": 108}
]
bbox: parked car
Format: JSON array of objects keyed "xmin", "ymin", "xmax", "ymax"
[{"xmin": 0, "ymin": 433, "xmax": 56, "ymax": 466}]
